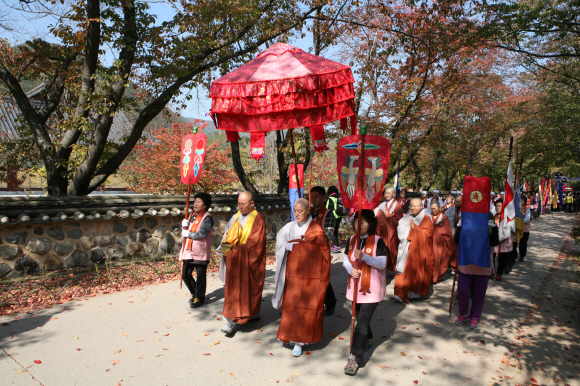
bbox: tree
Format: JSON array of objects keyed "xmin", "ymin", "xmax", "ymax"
[
  {"xmin": 120, "ymin": 121, "xmax": 237, "ymax": 194},
  {"xmin": 0, "ymin": 0, "xmax": 326, "ymax": 196}
]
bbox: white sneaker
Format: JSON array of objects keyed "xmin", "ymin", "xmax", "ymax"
[
  {"xmin": 391, "ymin": 295, "xmax": 403, "ymax": 303},
  {"xmin": 292, "ymin": 344, "xmax": 303, "ymax": 357},
  {"xmin": 220, "ymin": 322, "xmax": 235, "ymax": 334}
]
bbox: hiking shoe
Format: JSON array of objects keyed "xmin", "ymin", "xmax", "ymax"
[
  {"xmin": 220, "ymin": 322, "xmax": 235, "ymax": 335},
  {"xmin": 344, "ymin": 354, "xmax": 359, "ymax": 375},
  {"xmin": 470, "ymin": 319, "xmax": 478, "ymax": 329},
  {"xmin": 325, "ymin": 305, "xmax": 335, "ymax": 316},
  {"xmin": 292, "ymin": 344, "xmax": 303, "ymax": 357},
  {"xmin": 331, "ymin": 245, "xmax": 342, "ymax": 253},
  {"xmin": 188, "ymin": 297, "xmax": 195, "ymax": 308},
  {"xmin": 365, "ymin": 339, "xmax": 373, "ymax": 351},
  {"xmin": 495, "ymin": 274, "xmax": 502, "ymax": 281},
  {"xmin": 455, "ymin": 315, "xmax": 469, "ymax": 325},
  {"xmin": 192, "ymin": 298, "xmax": 204, "ymax": 308},
  {"xmin": 390, "ymin": 295, "xmax": 403, "ymax": 303}
]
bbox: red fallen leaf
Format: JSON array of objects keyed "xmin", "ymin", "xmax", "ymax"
[
  {"xmin": 400, "ymin": 352, "xmax": 406, "ymax": 356},
  {"xmin": 479, "ymin": 340, "xmax": 485, "ymax": 345},
  {"xmin": 338, "ymin": 336, "xmax": 345, "ymax": 340},
  {"xmin": 386, "ymin": 381, "xmax": 392, "ymax": 384},
  {"xmin": 153, "ymin": 331, "xmax": 158, "ymax": 333},
  {"xmin": 531, "ymin": 378, "xmax": 538, "ymax": 383},
  {"xmin": 377, "ymin": 365, "xmax": 387, "ymax": 369},
  {"xmin": 413, "ymin": 381, "xmax": 418, "ymax": 384},
  {"xmin": 34, "ymin": 360, "xmax": 41, "ymax": 364},
  {"xmin": 422, "ymin": 371, "xmax": 427, "ymax": 374},
  {"xmin": 418, "ymin": 356, "xmax": 423, "ymax": 359},
  {"xmin": 163, "ymin": 334, "xmax": 170, "ymax": 336},
  {"xmin": 505, "ymin": 376, "xmax": 514, "ymax": 380},
  {"xmin": 270, "ymin": 353, "xmax": 274, "ymax": 356},
  {"xmin": 203, "ymin": 353, "xmax": 211, "ymax": 356},
  {"xmin": 103, "ymin": 291, "xmax": 109, "ymax": 294},
  {"xmin": 516, "ymin": 355, "xmax": 522, "ymax": 358},
  {"xmin": 306, "ymin": 351, "xmax": 311, "ymax": 355},
  {"xmin": 76, "ymin": 348, "xmax": 82, "ymax": 351},
  {"xmin": 402, "ymin": 327, "xmax": 407, "ymax": 329},
  {"xmin": 204, "ymin": 332, "xmax": 210, "ymax": 336}
]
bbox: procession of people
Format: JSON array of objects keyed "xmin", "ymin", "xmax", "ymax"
[{"xmin": 176, "ymin": 182, "xmax": 549, "ymax": 376}]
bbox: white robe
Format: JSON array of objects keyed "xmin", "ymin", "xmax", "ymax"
[
  {"xmin": 374, "ymin": 198, "xmax": 396, "ymax": 216},
  {"xmin": 395, "ymin": 211, "xmax": 426, "ymax": 274},
  {"xmin": 271, "ymin": 217, "xmax": 312, "ymax": 309},
  {"xmin": 217, "ymin": 212, "xmax": 253, "ymax": 283}
]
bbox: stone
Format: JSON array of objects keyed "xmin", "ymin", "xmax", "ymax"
[
  {"xmin": 54, "ymin": 241, "xmax": 74, "ymax": 256},
  {"xmin": 65, "ymin": 250, "xmax": 88, "ymax": 268},
  {"xmin": 267, "ymin": 216, "xmax": 274, "ymax": 224},
  {"xmin": 113, "ymin": 221, "xmax": 128, "ymax": 233},
  {"xmin": 106, "ymin": 246, "xmax": 125, "ymax": 260},
  {"xmin": 133, "ymin": 217, "xmax": 144, "ymax": 229},
  {"xmin": 33, "ymin": 227, "xmax": 43, "ymax": 236},
  {"xmin": 66, "ymin": 228, "xmax": 83, "ymax": 240},
  {"xmin": 280, "ymin": 214, "xmax": 288, "ymax": 222},
  {"xmin": 153, "ymin": 226, "xmax": 168, "ymax": 239},
  {"xmin": 0, "ymin": 263, "xmax": 12, "ymax": 278},
  {"xmin": 47, "ymin": 227, "xmax": 65, "ymax": 240},
  {"xmin": 76, "ymin": 236, "xmax": 95, "ymax": 251},
  {"xmin": 138, "ymin": 229, "xmax": 151, "ymax": 243},
  {"xmin": 126, "ymin": 242, "xmax": 141, "ymax": 257},
  {"xmin": 271, "ymin": 223, "xmax": 277, "ymax": 234},
  {"xmin": 43, "ymin": 255, "xmax": 63, "ymax": 271},
  {"xmin": 162, "ymin": 217, "xmax": 171, "ymax": 224},
  {"xmin": 144, "ymin": 239, "xmax": 159, "ymax": 255},
  {"xmin": 146, "ymin": 218, "xmax": 158, "ymax": 229},
  {"xmin": 212, "ymin": 234, "xmax": 223, "ymax": 247},
  {"xmin": 0, "ymin": 245, "xmax": 21, "ymax": 261},
  {"xmin": 219, "ymin": 221, "xmax": 229, "ymax": 234},
  {"xmin": 159, "ymin": 232, "xmax": 175, "ymax": 253},
  {"xmin": 6, "ymin": 231, "xmax": 28, "ymax": 244},
  {"xmin": 70, "ymin": 222, "xmax": 80, "ymax": 227},
  {"xmin": 98, "ymin": 234, "xmax": 115, "ymax": 247},
  {"xmin": 25, "ymin": 238, "xmax": 52, "ymax": 255},
  {"xmin": 172, "ymin": 225, "xmax": 181, "ymax": 236},
  {"xmin": 117, "ymin": 235, "xmax": 129, "ymax": 247},
  {"xmin": 14, "ymin": 255, "xmax": 39, "ymax": 273},
  {"xmin": 6, "ymin": 271, "xmax": 23, "ymax": 278},
  {"xmin": 90, "ymin": 249, "xmax": 106, "ymax": 264}
]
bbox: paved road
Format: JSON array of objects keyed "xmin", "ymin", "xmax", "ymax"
[{"xmin": 1, "ymin": 213, "xmax": 578, "ymax": 386}]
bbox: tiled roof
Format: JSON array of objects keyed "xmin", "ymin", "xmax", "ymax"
[{"xmin": 0, "ymin": 194, "xmax": 291, "ymax": 225}]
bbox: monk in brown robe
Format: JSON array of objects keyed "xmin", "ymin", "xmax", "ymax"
[
  {"xmin": 445, "ymin": 194, "xmax": 462, "ymax": 273},
  {"xmin": 272, "ymin": 198, "xmax": 331, "ymax": 357},
  {"xmin": 375, "ymin": 187, "xmax": 404, "ymax": 274},
  {"xmin": 217, "ymin": 191, "xmax": 266, "ymax": 335},
  {"xmin": 392, "ymin": 198, "xmax": 435, "ymax": 303},
  {"xmin": 429, "ymin": 201, "xmax": 452, "ymax": 283}
]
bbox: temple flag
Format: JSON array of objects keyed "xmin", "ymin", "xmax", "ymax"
[
  {"xmin": 499, "ymin": 160, "xmax": 515, "ymax": 242},
  {"xmin": 289, "ymin": 164, "xmax": 304, "ymax": 221},
  {"xmin": 458, "ymin": 176, "xmax": 491, "ymax": 268}
]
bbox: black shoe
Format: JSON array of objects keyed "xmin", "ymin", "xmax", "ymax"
[
  {"xmin": 188, "ymin": 297, "xmax": 195, "ymax": 308},
  {"xmin": 192, "ymin": 298, "xmax": 204, "ymax": 308},
  {"xmin": 365, "ymin": 339, "xmax": 373, "ymax": 351},
  {"xmin": 325, "ymin": 305, "xmax": 335, "ymax": 316}
]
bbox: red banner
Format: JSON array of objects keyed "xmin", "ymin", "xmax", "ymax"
[
  {"xmin": 250, "ymin": 132, "xmax": 266, "ymax": 162},
  {"xmin": 336, "ymin": 135, "xmax": 390, "ymax": 209},
  {"xmin": 180, "ymin": 132, "xmax": 207, "ymax": 185},
  {"xmin": 310, "ymin": 125, "xmax": 328, "ymax": 154},
  {"xmin": 289, "ymin": 164, "xmax": 304, "ymax": 189},
  {"xmin": 462, "ymin": 176, "xmax": 491, "ymax": 213}
]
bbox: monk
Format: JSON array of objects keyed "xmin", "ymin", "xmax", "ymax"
[
  {"xmin": 217, "ymin": 191, "xmax": 267, "ymax": 335},
  {"xmin": 429, "ymin": 201, "xmax": 452, "ymax": 283},
  {"xmin": 445, "ymin": 193, "xmax": 462, "ymax": 274},
  {"xmin": 272, "ymin": 198, "xmax": 331, "ymax": 357},
  {"xmin": 375, "ymin": 187, "xmax": 404, "ymax": 274},
  {"xmin": 392, "ymin": 198, "xmax": 435, "ymax": 303}
]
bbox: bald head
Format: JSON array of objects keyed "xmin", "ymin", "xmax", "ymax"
[
  {"xmin": 238, "ymin": 191, "xmax": 255, "ymax": 215},
  {"xmin": 383, "ymin": 186, "xmax": 395, "ymax": 201},
  {"xmin": 410, "ymin": 198, "xmax": 422, "ymax": 216},
  {"xmin": 293, "ymin": 198, "xmax": 309, "ymax": 222},
  {"xmin": 294, "ymin": 198, "xmax": 308, "ymax": 210}
]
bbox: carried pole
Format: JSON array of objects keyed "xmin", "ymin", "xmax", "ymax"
[
  {"xmin": 308, "ymin": 158, "xmax": 313, "ymax": 207},
  {"xmin": 350, "ymin": 124, "xmax": 367, "ymax": 349},
  {"xmin": 289, "ymin": 129, "xmax": 302, "ymax": 199}
]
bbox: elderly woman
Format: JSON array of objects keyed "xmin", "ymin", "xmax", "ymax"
[
  {"xmin": 179, "ymin": 192, "xmax": 213, "ymax": 308},
  {"xmin": 272, "ymin": 198, "xmax": 331, "ymax": 357}
]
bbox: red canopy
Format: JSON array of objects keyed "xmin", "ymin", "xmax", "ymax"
[{"xmin": 209, "ymin": 43, "xmax": 356, "ymax": 133}]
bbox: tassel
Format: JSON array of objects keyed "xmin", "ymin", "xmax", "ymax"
[
  {"xmin": 309, "ymin": 125, "xmax": 327, "ymax": 154},
  {"xmin": 350, "ymin": 116, "xmax": 357, "ymax": 135}
]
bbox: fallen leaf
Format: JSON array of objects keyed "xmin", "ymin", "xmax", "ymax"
[
  {"xmin": 418, "ymin": 356, "xmax": 423, "ymax": 359},
  {"xmin": 413, "ymin": 381, "xmax": 418, "ymax": 384},
  {"xmin": 76, "ymin": 348, "xmax": 82, "ymax": 351},
  {"xmin": 338, "ymin": 336, "xmax": 345, "ymax": 340},
  {"xmin": 111, "ymin": 360, "xmax": 120, "ymax": 365},
  {"xmin": 306, "ymin": 351, "xmax": 311, "ymax": 355},
  {"xmin": 122, "ymin": 333, "xmax": 127, "ymax": 337},
  {"xmin": 422, "ymin": 371, "xmax": 427, "ymax": 375},
  {"xmin": 203, "ymin": 353, "xmax": 211, "ymax": 356},
  {"xmin": 137, "ymin": 340, "xmax": 143, "ymax": 342},
  {"xmin": 34, "ymin": 360, "xmax": 41, "ymax": 364},
  {"xmin": 164, "ymin": 334, "xmax": 170, "ymax": 336},
  {"xmin": 204, "ymin": 332, "xmax": 210, "ymax": 336},
  {"xmin": 377, "ymin": 365, "xmax": 387, "ymax": 369},
  {"xmin": 114, "ymin": 350, "xmax": 121, "ymax": 354},
  {"xmin": 255, "ymin": 341, "xmax": 262, "ymax": 344},
  {"xmin": 270, "ymin": 353, "xmax": 274, "ymax": 356},
  {"xmin": 400, "ymin": 352, "xmax": 406, "ymax": 356},
  {"xmin": 294, "ymin": 372, "xmax": 301, "ymax": 375},
  {"xmin": 162, "ymin": 348, "xmax": 168, "ymax": 350},
  {"xmin": 531, "ymin": 378, "xmax": 538, "ymax": 383}
]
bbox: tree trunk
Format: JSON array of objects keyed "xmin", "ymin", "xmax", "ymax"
[
  {"xmin": 276, "ymin": 130, "xmax": 290, "ymax": 194},
  {"xmin": 424, "ymin": 151, "xmax": 442, "ymax": 191},
  {"xmin": 412, "ymin": 159, "xmax": 422, "ymax": 192},
  {"xmin": 230, "ymin": 140, "xmax": 258, "ymax": 194}
]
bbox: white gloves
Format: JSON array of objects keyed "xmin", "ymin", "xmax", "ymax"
[
  {"xmin": 181, "ymin": 229, "xmax": 191, "ymax": 238},
  {"xmin": 182, "ymin": 219, "xmax": 189, "ymax": 228}
]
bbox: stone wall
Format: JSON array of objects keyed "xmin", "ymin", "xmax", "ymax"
[{"xmin": 0, "ymin": 194, "xmax": 292, "ymax": 279}]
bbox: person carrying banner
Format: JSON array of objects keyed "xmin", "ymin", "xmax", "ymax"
[
  {"xmin": 272, "ymin": 198, "xmax": 331, "ymax": 357},
  {"xmin": 445, "ymin": 193, "xmax": 462, "ymax": 274},
  {"xmin": 518, "ymin": 196, "xmax": 531, "ymax": 262},
  {"xmin": 179, "ymin": 192, "xmax": 214, "ymax": 308},
  {"xmin": 453, "ymin": 177, "xmax": 499, "ymax": 330},
  {"xmin": 375, "ymin": 187, "xmax": 404, "ymax": 275},
  {"xmin": 391, "ymin": 198, "xmax": 435, "ymax": 303},
  {"xmin": 343, "ymin": 210, "xmax": 387, "ymax": 375},
  {"xmin": 493, "ymin": 200, "xmax": 513, "ymax": 281},
  {"xmin": 429, "ymin": 201, "xmax": 452, "ymax": 283},
  {"xmin": 310, "ymin": 186, "xmax": 338, "ymax": 315},
  {"xmin": 217, "ymin": 191, "xmax": 267, "ymax": 335}
]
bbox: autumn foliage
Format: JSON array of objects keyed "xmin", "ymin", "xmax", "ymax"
[{"xmin": 121, "ymin": 121, "xmax": 237, "ymax": 194}]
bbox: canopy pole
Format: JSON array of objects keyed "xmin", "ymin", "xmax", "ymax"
[
  {"xmin": 289, "ymin": 129, "xmax": 302, "ymax": 199},
  {"xmin": 350, "ymin": 124, "xmax": 367, "ymax": 350}
]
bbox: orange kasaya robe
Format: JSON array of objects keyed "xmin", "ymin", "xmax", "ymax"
[
  {"xmin": 277, "ymin": 222, "xmax": 331, "ymax": 344},
  {"xmin": 449, "ymin": 209, "xmax": 461, "ymax": 271},
  {"xmin": 431, "ymin": 213, "xmax": 452, "ymax": 283},
  {"xmin": 223, "ymin": 213, "xmax": 267, "ymax": 324},
  {"xmin": 376, "ymin": 201, "xmax": 404, "ymax": 272},
  {"xmin": 394, "ymin": 215, "xmax": 435, "ymax": 303}
]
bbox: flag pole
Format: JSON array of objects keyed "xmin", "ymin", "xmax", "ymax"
[
  {"xmin": 350, "ymin": 124, "xmax": 367, "ymax": 350},
  {"xmin": 289, "ymin": 129, "xmax": 302, "ymax": 199}
]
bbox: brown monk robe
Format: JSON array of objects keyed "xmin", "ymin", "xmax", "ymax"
[
  {"xmin": 219, "ymin": 192, "xmax": 267, "ymax": 328},
  {"xmin": 272, "ymin": 201, "xmax": 331, "ymax": 347},
  {"xmin": 375, "ymin": 187, "xmax": 404, "ymax": 273},
  {"xmin": 429, "ymin": 202, "xmax": 452, "ymax": 283},
  {"xmin": 393, "ymin": 198, "xmax": 435, "ymax": 303},
  {"xmin": 445, "ymin": 194, "xmax": 462, "ymax": 272}
]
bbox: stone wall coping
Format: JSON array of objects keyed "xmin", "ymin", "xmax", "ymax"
[{"xmin": 0, "ymin": 193, "xmax": 291, "ymax": 226}]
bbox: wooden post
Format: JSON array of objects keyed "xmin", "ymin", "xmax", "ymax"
[{"xmin": 289, "ymin": 129, "xmax": 302, "ymax": 199}]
